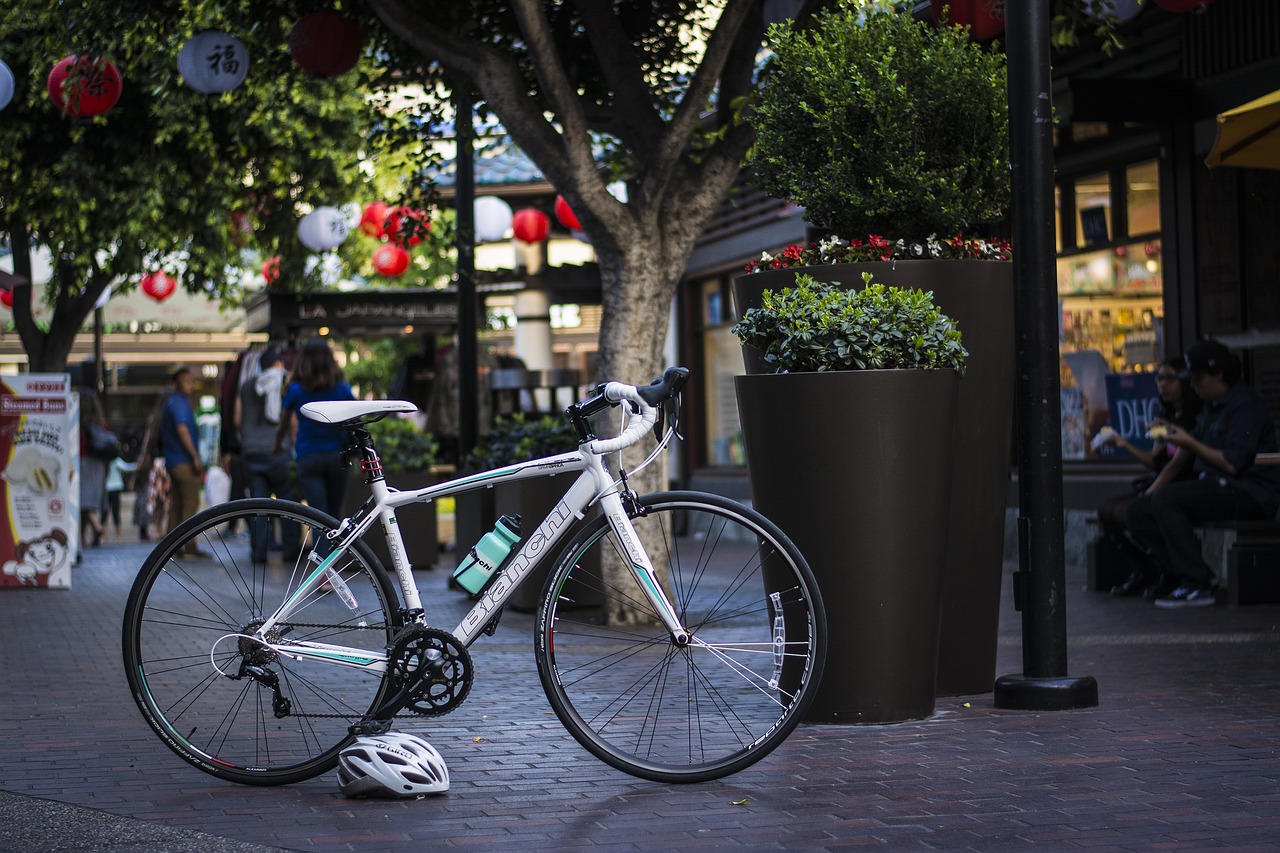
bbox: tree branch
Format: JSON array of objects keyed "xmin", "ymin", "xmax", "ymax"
[
  {"xmin": 367, "ymin": 0, "xmax": 585, "ymax": 206},
  {"xmin": 569, "ymin": 0, "xmax": 666, "ymax": 153},
  {"xmin": 667, "ymin": 4, "xmax": 756, "ymax": 150}
]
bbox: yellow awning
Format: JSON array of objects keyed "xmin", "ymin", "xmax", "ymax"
[{"xmin": 1206, "ymin": 88, "xmax": 1280, "ymax": 170}]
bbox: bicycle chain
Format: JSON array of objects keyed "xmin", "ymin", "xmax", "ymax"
[
  {"xmin": 250, "ymin": 621, "xmax": 391, "ymax": 720},
  {"xmin": 387, "ymin": 625, "xmax": 474, "ymax": 717},
  {"xmin": 256, "ymin": 622, "xmax": 472, "ymax": 720}
]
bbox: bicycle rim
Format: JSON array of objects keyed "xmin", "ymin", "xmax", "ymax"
[
  {"xmin": 535, "ymin": 491, "xmax": 826, "ymax": 783},
  {"xmin": 122, "ymin": 499, "xmax": 401, "ymax": 785}
]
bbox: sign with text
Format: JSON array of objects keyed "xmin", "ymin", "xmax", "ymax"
[
  {"xmin": 0, "ymin": 375, "xmax": 76, "ymax": 588},
  {"xmin": 1101, "ymin": 371, "xmax": 1159, "ymax": 459}
]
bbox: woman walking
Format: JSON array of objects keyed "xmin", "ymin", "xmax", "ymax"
[
  {"xmin": 78, "ymin": 392, "xmax": 111, "ymax": 548},
  {"xmin": 276, "ymin": 339, "xmax": 355, "ymax": 519}
]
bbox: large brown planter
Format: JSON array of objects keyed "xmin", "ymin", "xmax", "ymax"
[
  {"xmin": 453, "ymin": 488, "xmax": 496, "ymax": 569},
  {"xmin": 737, "ymin": 369, "xmax": 959, "ymax": 723},
  {"xmin": 495, "ymin": 477, "xmax": 600, "ymax": 612},
  {"xmin": 734, "ymin": 261, "xmax": 1014, "ymax": 697},
  {"xmin": 345, "ymin": 469, "xmax": 439, "ymax": 572}
]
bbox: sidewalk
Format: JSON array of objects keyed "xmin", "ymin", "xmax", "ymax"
[{"xmin": 1, "ymin": 534, "xmax": 1278, "ymax": 851}]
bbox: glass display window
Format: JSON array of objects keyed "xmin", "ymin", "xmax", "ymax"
[{"xmin": 1056, "ymin": 158, "xmax": 1164, "ymax": 461}]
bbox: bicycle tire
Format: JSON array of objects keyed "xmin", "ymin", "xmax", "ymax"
[
  {"xmin": 534, "ymin": 491, "xmax": 826, "ymax": 783},
  {"xmin": 122, "ymin": 498, "xmax": 402, "ymax": 786}
]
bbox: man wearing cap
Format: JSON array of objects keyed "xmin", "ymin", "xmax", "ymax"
[
  {"xmin": 236, "ymin": 349, "xmax": 299, "ymax": 565},
  {"xmin": 161, "ymin": 365, "xmax": 208, "ymax": 556},
  {"xmin": 1126, "ymin": 339, "xmax": 1280, "ymax": 607}
]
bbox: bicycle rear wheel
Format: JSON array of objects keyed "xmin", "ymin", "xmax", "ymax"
[
  {"xmin": 535, "ymin": 491, "xmax": 826, "ymax": 783},
  {"xmin": 122, "ymin": 499, "xmax": 401, "ymax": 786}
]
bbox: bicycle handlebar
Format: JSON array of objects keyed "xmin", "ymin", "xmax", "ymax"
[{"xmin": 580, "ymin": 367, "xmax": 689, "ymax": 456}]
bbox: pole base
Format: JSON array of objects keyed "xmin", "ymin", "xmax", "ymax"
[{"xmin": 993, "ymin": 674, "xmax": 1099, "ymax": 710}]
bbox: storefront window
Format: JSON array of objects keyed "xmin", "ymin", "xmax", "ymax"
[
  {"xmin": 1075, "ymin": 172, "xmax": 1111, "ymax": 249},
  {"xmin": 1057, "ymin": 159, "xmax": 1164, "ymax": 462},
  {"xmin": 699, "ymin": 279, "xmax": 745, "ymax": 467},
  {"xmin": 1126, "ymin": 161, "xmax": 1160, "ymax": 236}
]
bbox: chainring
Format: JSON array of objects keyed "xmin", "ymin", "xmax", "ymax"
[{"xmin": 387, "ymin": 625, "xmax": 473, "ymax": 717}]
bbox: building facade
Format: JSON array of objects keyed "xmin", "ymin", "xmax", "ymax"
[{"xmin": 678, "ymin": 1, "xmax": 1280, "ymax": 490}]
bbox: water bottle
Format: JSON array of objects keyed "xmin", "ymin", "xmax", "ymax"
[{"xmin": 452, "ymin": 514, "xmax": 523, "ymax": 596}]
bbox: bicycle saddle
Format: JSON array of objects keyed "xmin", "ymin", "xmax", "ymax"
[{"xmin": 301, "ymin": 400, "xmax": 418, "ymax": 426}]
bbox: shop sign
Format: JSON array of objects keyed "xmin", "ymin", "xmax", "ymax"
[
  {"xmin": 1102, "ymin": 371, "xmax": 1159, "ymax": 457},
  {"xmin": 0, "ymin": 375, "xmax": 76, "ymax": 589}
]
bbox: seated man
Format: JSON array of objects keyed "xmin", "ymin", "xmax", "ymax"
[{"xmin": 1125, "ymin": 339, "xmax": 1280, "ymax": 608}]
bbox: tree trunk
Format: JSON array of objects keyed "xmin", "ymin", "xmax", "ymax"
[
  {"xmin": 6, "ymin": 225, "xmax": 107, "ymax": 374},
  {"xmin": 590, "ymin": 236, "xmax": 696, "ymax": 626}
]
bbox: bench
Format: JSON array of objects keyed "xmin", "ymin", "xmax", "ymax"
[
  {"xmin": 1088, "ymin": 519, "xmax": 1280, "ymax": 605},
  {"xmin": 1201, "ymin": 519, "xmax": 1280, "ymax": 605},
  {"xmin": 1087, "ymin": 452, "xmax": 1280, "ymax": 604}
]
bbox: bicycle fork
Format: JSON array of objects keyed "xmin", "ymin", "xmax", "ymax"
[{"xmin": 599, "ymin": 489, "xmax": 690, "ymax": 646}]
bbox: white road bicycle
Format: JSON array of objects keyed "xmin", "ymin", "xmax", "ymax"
[{"xmin": 122, "ymin": 368, "xmax": 826, "ymax": 786}]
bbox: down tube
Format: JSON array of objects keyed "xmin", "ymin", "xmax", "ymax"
[{"xmin": 454, "ymin": 472, "xmax": 599, "ymax": 645}]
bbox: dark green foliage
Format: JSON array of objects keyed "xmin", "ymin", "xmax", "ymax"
[
  {"xmin": 464, "ymin": 413, "xmax": 578, "ymax": 472},
  {"xmin": 367, "ymin": 416, "xmax": 438, "ymax": 475},
  {"xmin": 732, "ymin": 273, "xmax": 968, "ymax": 374},
  {"xmin": 748, "ymin": 3, "xmax": 1009, "ymax": 240}
]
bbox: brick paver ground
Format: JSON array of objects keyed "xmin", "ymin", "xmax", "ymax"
[{"xmin": 2, "ymin": 530, "xmax": 1278, "ymax": 851}]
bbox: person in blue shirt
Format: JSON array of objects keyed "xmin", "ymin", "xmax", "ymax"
[
  {"xmin": 1126, "ymin": 339, "xmax": 1280, "ymax": 608},
  {"xmin": 161, "ymin": 365, "xmax": 207, "ymax": 554},
  {"xmin": 276, "ymin": 340, "xmax": 356, "ymax": 518}
]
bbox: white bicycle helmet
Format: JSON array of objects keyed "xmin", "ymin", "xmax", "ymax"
[{"xmin": 337, "ymin": 733, "xmax": 449, "ymax": 798}]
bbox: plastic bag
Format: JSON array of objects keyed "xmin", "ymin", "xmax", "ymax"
[{"xmin": 203, "ymin": 465, "xmax": 231, "ymax": 507}]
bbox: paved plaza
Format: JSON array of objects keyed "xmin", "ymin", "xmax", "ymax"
[{"xmin": 1, "ymin": 529, "xmax": 1279, "ymax": 851}]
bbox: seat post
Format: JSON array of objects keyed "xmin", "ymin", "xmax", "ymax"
[{"xmin": 345, "ymin": 425, "xmax": 385, "ymax": 485}]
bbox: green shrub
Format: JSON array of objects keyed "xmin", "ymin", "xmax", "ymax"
[
  {"xmin": 748, "ymin": 2, "xmax": 1009, "ymax": 240},
  {"xmin": 464, "ymin": 413, "xmax": 578, "ymax": 472},
  {"xmin": 367, "ymin": 416, "xmax": 438, "ymax": 474},
  {"xmin": 732, "ymin": 273, "xmax": 968, "ymax": 374}
]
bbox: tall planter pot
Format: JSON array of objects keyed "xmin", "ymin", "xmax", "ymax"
[
  {"xmin": 453, "ymin": 488, "xmax": 496, "ymax": 569},
  {"xmin": 734, "ymin": 261, "xmax": 1014, "ymax": 696},
  {"xmin": 736, "ymin": 369, "xmax": 959, "ymax": 723},
  {"xmin": 495, "ymin": 477, "xmax": 601, "ymax": 612},
  {"xmin": 344, "ymin": 469, "xmax": 439, "ymax": 572}
]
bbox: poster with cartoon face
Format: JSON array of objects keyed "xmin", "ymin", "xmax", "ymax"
[{"xmin": 1, "ymin": 375, "xmax": 75, "ymax": 589}]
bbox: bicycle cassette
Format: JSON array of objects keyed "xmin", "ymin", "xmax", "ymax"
[{"xmin": 386, "ymin": 625, "xmax": 473, "ymax": 717}]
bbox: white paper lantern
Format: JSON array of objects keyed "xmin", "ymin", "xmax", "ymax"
[
  {"xmin": 178, "ymin": 31, "xmax": 249, "ymax": 94},
  {"xmin": 0, "ymin": 59, "xmax": 14, "ymax": 111},
  {"xmin": 297, "ymin": 206, "xmax": 351, "ymax": 252},
  {"xmin": 474, "ymin": 196, "xmax": 513, "ymax": 242}
]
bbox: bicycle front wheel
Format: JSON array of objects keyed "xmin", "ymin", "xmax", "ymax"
[
  {"xmin": 535, "ymin": 491, "xmax": 826, "ymax": 783},
  {"xmin": 122, "ymin": 499, "xmax": 402, "ymax": 786}
]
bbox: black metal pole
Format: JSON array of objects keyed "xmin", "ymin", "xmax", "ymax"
[
  {"xmin": 995, "ymin": 0, "xmax": 1097, "ymax": 710},
  {"xmin": 455, "ymin": 87, "xmax": 479, "ymax": 460},
  {"xmin": 93, "ymin": 305, "xmax": 106, "ymax": 395}
]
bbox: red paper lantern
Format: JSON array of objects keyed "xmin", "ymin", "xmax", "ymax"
[
  {"xmin": 0, "ymin": 289, "xmax": 12, "ymax": 309},
  {"xmin": 371, "ymin": 243, "xmax": 410, "ymax": 276},
  {"xmin": 387, "ymin": 206, "xmax": 429, "ymax": 247},
  {"xmin": 47, "ymin": 55, "xmax": 123, "ymax": 118},
  {"xmin": 1153, "ymin": 0, "xmax": 1214, "ymax": 11},
  {"xmin": 288, "ymin": 11, "xmax": 363, "ymax": 77},
  {"xmin": 931, "ymin": 0, "xmax": 1004, "ymax": 41},
  {"xmin": 261, "ymin": 256, "xmax": 280, "ymax": 284},
  {"xmin": 554, "ymin": 195, "xmax": 581, "ymax": 231},
  {"xmin": 140, "ymin": 271, "xmax": 177, "ymax": 302},
  {"xmin": 512, "ymin": 208, "xmax": 550, "ymax": 243},
  {"xmin": 359, "ymin": 201, "xmax": 391, "ymax": 239}
]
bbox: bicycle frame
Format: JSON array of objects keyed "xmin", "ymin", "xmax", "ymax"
[{"xmin": 256, "ymin": 442, "xmax": 688, "ymax": 670}]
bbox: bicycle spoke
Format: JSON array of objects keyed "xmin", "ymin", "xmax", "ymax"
[
  {"xmin": 124, "ymin": 500, "xmax": 400, "ymax": 785},
  {"xmin": 538, "ymin": 493, "xmax": 824, "ymax": 783}
]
